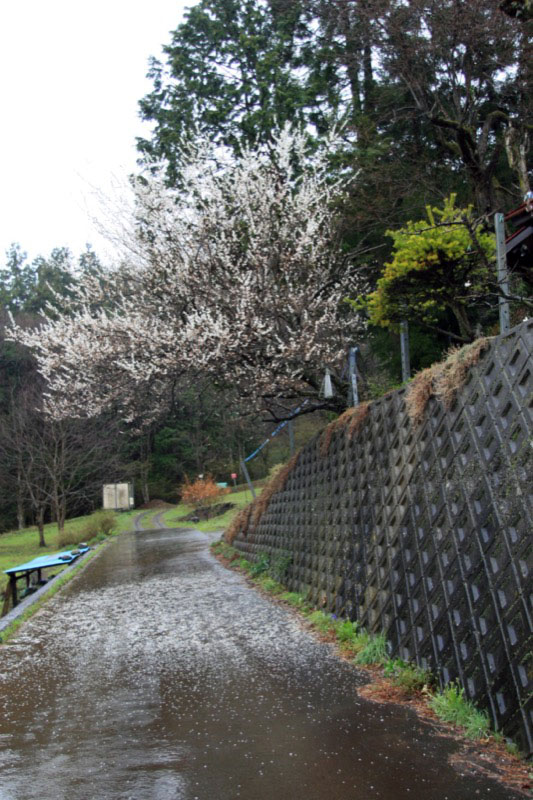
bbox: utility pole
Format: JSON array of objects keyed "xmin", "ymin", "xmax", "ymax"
[
  {"xmin": 400, "ymin": 320, "xmax": 411, "ymax": 383},
  {"xmin": 288, "ymin": 420, "xmax": 295, "ymax": 455},
  {"xmin": 240, "ymin": 460, "xmax": 256, "ymax": 499},
  {"xmin": 494, "ymin": 213, "xmax": 510, "ymax": 335},
  {"xmin": 348, "ymin": 347, "xmax": 359, "ymax": 407}
]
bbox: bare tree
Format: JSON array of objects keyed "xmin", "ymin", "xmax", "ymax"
[{"xmin": 1, "ymin": 378, "xmax": 125, "ymax": 541}]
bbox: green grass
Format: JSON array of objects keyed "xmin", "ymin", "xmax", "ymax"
[
  {"xmin": 279, "ymin": 591, "xmax": 309, "ymax": 610},
  {"xmin": 255, "ymin": 575, "xmax": 284, "ymax": 594},
  {"xmin": 308, "ymin": 609, "xmax": 337, "ymax": 634},
  {"xmin": 355, "ymin": 632, "xmax": 388, "ymax": 665},
  {"xmin": 0, "ymin": 510, "xmax": 128, "ymax": 595},
  {"xmin": 114, "ymin": 509, "xmax": 143, "ymax": 532},
  {"xmin": 429, "ymin": 682, "xmax": 491, "ymax": 740},
  {"xmin": 384, "ymin": 658, "xmax": 432, "ymax": 694},
  {"xmin": 160, "ymin": 487, "xmax": 262, "ymax": 532}
]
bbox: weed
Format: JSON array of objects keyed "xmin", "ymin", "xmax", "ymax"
[
  {"xmin": 355, "ymin": 633, "xmax": 388, "ymax": 665},
  {"xmin": 250, "ymin": 452, "xmax": 301, "ymax": 529},
  {"xmin": 406, "ymin": 337, "xmax": 489, "ymax": 424},
  {"xmin": 249, "ymin": 553, "xmax": 270, "ymax": 577},
  {"xmin": 83, "ymin": 517, "xmax": 103, "ymax": 540},
  {"xmin": 335, "ymin": 619, "xmax": 360, "ymax": 644},
  {"xmin": 280, "ymin": 591, "xmax": 307, "ymax": 608},
  {"xmin": 308, "ymin": 610, "xmax": 336, "ymax": 634},
  {"xmin": 504, "ymin": 740, "xmax": 521, "ymax": 758},
  {"xmin": 268, "ymin": 553, "xmax": 292, "ymax": 582},
  {"xmin": 320, "ymin": 404, "xmax": 371, "ymax": 456},
  {"xmin": 225, "ymin": 454, "xmax": 300, "ymax": 545},
  {"xmin": 232, "ymin": 557, "xmax": 252, "ymax": 572},
  {"xmin": 384, "ymin": 658, "xmax": 432, "ymax": 694},
  {"xmin": 257, "ymin": 576, "xmax": 284, "ymax": 594},
  {"xmin": 429, "ymin": 682, "xmax": 491, "ymax": 740}
]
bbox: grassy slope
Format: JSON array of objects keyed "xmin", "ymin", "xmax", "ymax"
[
  {"xmin": 159, "ymin": 486, "xmax": 261, "ymax": 532},
  {"xmin": 0, "ymin": 510, "xmax": 140, "ymax": 595}
]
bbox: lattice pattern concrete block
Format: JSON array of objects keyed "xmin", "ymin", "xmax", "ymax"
[{"xmin": 234, "ymin": 321, "xmax": 533, "ymax": 753}]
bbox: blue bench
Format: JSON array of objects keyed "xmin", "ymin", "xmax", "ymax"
[{"xmin": 3, "ymin": 547, "xmax": 90, "ymax": 608}]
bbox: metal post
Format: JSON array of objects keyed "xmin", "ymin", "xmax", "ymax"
[
  {"xmin": 348, "ymin": 347, "xmax": 359, "ymax": 407},
  {"xmin": 400, "ymin": 320, "xmax": 411, "ymax": 382},
  {"xmin": 240, "ymin": 460, "xmax": 257, "ymax": 499},
  {"xmin": 288, "ymin": 420, "xmax": 295, "ymax": 455},
  {"xmin": 495, "ymin": 213, "xmax": 510, "ymax": 334}
]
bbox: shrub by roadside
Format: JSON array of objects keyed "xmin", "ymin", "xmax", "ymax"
[{"xmin": 58, "ymin": 511, "xmax": 117, "ymax": 548}]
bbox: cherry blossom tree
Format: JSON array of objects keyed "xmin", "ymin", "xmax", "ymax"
[{"xmin": 10, "ymin": 128, "xmax": 366, "ymax": 426}]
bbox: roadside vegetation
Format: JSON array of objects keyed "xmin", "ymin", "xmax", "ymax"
[
  {"xmin": 159, "ymin": 486, "xmax": 262, "ymax": 533},
  {"xmin": 210, "ymin": 539, "xmax": 525, "ymax": 761}
]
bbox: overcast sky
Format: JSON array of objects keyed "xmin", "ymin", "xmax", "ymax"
[{"xmin": 0, "ymin": 0, "xmax": 189, "ymax": 265}]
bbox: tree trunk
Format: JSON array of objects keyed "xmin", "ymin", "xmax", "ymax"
[
  {"xmin": 52, "ymin": 490, "xmax": 66, "ymax": 534},
  {"xmin": 139, "ymin": 432, "xmax": 151, "ymax": 504},
  {"xmin": 16, "ymin": 463, "xmax": 25, "ymax": 530},
  {"xmin": 16, "ymin": 496, "xmax": 25, "ymax": 531},
  {"xmin": 57, "ymin": 499, "xmax": 66, "ymax": 535},
  {"xmin": 451, "ymin": 302, "xmax": 475, "ymax": 342},
  {"xmin": 37, "ymin": 505, "xmax": 46, "ymax": 548},
  {"xmin": 504, "ymin": 123, "xmax": 531, "ymax": 195},
  {"xmin": 141, "ymin": 468, "xmax": 150, "ymax": 505}
]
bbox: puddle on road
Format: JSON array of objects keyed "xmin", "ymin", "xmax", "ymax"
[{"xmin": 0, "ymin": 530, "xmax": 522, "ymax": 800}]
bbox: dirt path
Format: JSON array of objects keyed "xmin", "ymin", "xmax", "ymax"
[{"xmin": 0, "ymin": 527, "xmax": 524, "ymax": 800}]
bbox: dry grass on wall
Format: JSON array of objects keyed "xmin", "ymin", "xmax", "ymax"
[
  {"xmin": 225, "ymin": 451, "xmax": 302, "ymax": 545},
  {"xmin": 320, "ymin": 403, "xmax": 370, "ymax": 456},
  {"xmin": 406, "ymin": 337, "xmax": 490, "ymax": 425},
  {"xmin": 225, "ymin": 503, "xmax": 254, "ymax": 546}
]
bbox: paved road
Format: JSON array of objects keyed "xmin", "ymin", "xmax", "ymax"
[{"xmin": 0, "ymin": 525, "xmax": 522, "ymax": 800}]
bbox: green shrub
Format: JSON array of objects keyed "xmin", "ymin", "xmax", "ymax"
[
  {"xmin": 57, "ymin": 527, "xmax": 91, "ymax": 548},
  {"xmin": 429, "ymin": 682, "xmax": 490, "ymax": 739},
  {"xmin": 93, "ymin": 511, "xmax": 116, "ymax": 535},
  {"xmin": 355, "ymin": 633, "xmax": 388, "ymax": 665}
]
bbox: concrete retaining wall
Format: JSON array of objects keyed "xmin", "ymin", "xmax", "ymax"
[{"xmin": 233, "ymin": 321, "xmax": 533, "ymax": 752}]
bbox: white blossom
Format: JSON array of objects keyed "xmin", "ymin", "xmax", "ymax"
[{"xmin": 10, "ymin": 127, "xmax": 366, "ymax": 425}]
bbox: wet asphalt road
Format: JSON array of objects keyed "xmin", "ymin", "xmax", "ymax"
[{"xmin": 0, "ymin": 526, "xmax": 523, "ymax": 800}]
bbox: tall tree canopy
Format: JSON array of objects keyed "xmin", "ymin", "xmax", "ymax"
[
  {"xmin": 138, "ymin": 0, "xmax": 326, "ymax": 181},
  {"xmin": 139, "ymin": 0, "xmax": 531, "ymax": 217}
]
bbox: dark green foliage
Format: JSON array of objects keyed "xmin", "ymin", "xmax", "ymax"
[
  {"xmin": 0, "ymin": 244, "xmax": 77, "ymax": 315},
  {"xmin": 138, "ymin": 0, "xmax": 321, "ymax": 179}
]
